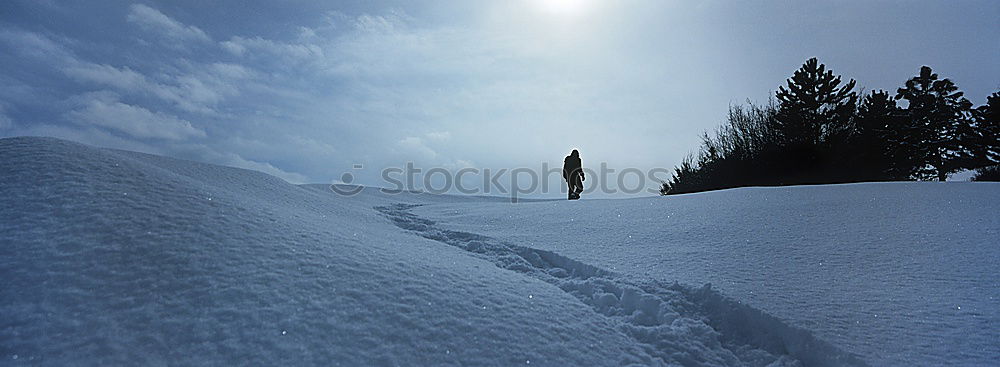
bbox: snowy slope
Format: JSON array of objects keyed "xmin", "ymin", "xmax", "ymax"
[
  {"xmin": 1, "ymin": 137, "xmax": 657, "ymax": 366},
  {"xmin": 413, "ymin": 183, "xmax": 1000, "ymax": 366},
  {"xmin": 2, "ymin": 136, "xmax": 957, "ymax": 366}
]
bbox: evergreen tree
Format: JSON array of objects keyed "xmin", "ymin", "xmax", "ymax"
[
  {"xmin": 661, "ymin": 155, "xmax": 698, "ymax": 195},
  {"xmin": 971, "ymin": 165, "xmax": 1000, "ymax": 182},
  {"xmin": 895, "ymin": 66, "xmax": 974, "ymax": 181},
  {"xmin": 970, "ymin": 92, "xmax": 1000, "ymax": 166},
  {"xmin": 661, "ymin": 62, "xmax": 996, "ymax": 195},
  {"xmin": 775, "ymin": 58, "xmax": 858, "ymax": 147},
  {"xmin": 853, "ymin": 90, "xmax": 911, "ymax": 180}
]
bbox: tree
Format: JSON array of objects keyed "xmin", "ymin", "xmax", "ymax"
[
  {"xmin": 969, "ymin": 92, "xmax": 1000, "ymax": 166},
  {"xmin": 895, "ymin": 66, "xmax": 974, "ymax": 181},
  {"xmin": 660, "ymin": 61, "xmax": 996, "ymax": 195},
  {"xmin": 971, "ymin": 165, "xmax": 1000, "ymax": 181},
  {"xmin": 853, "ymin": 90, "xmax": 911, "ymax": 180},
  {"xmin": 773, "ymin": 58, "xmax": 857, "ymax": 183},
  {"xmin": 775, "ymin": 58, "xmax": 858, "ymax": 147},
  {"xmin": 660, "ymin": 102, "xmax": 781, "ymax": 195},
  {"xmin": 661, "ymin": 155, "xmax": 697, "ymax": 195}
]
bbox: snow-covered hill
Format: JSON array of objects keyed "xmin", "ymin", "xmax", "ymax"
[
  {"xmin": 413, "ymin": 182, "xmax": 1000, "ymax": 366},
  {"xmin": 1, "ymin": 137, "xmax": 994, "ymax": 366}
]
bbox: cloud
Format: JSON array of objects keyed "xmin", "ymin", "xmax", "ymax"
[
  {"xmin": 7, "ymin": 121, "xmax": 308, "ymax": 184},
  {"xmin": 215, "ymin": 152, "xmax": 310, "ymax": 184},
  {"xmin": 63, "ymin": 63, "xmax": 148, "ymax": 90},
  {"xmin": 1, "ymin": 24, "xmax": 310, "ymax": 182},
  {"xmin": 209, "ymin": 62, "xmax": 255, "ymax": 79},
  {"xmin": 63, "ymin": 62, "xmax": 244, "ymax": 115},
  {"xmin": 66, "ymin": 93, "xmax": 206, "ymax": 140},
  {"xmin": 6, "ymin": 122, "xmax": 163, "ymax": 153},
  {"xmin": 215, "ymin": 10, "xmax": 423, "ymax": 77},
  {"xmin": 352, "ymin": 13, "xmax": 405, "ymax": 34},
  {"xmin": 0, "ymin": 29, "xmax": 76, "ymax": 63},
  {"xmin": 2, "ymin": 10, "xmax": 557, "ymax": 181},
  {"xmin": 394, "ymin": 135, "xmax": 476, "ymax": 171},
  {"xmin": 220, "ymin": 36, "xmax": 324, "ymax": 66},
  {"xmin": 425, "ymin": 131, "xmax": 451, "ymax": 141},
  {"xmin": 397, "ymin": 136, "xmax": 438, "ymax": 159},
  {"xmin": 219, "ymin": 39, "xmax": 246, "ymax": 55},
  {"xmin": 2, "ymin": 27, "xmax": 242, "ymax": 116},
  {"xmin": 0, "ymin": 108, "xmax": 12, "ymax": 130},
  {"xmin": 126, "ymin": 4, "xmax": 211, "ymax": 46},
  {"xmin": 3, "ymin": 7, "xmax": 688, "ymax": 187}
]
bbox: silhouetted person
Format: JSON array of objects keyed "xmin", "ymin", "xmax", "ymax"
[{"xmin": 563, "ymin": 149, "xmax": 585, "ymax": 200}]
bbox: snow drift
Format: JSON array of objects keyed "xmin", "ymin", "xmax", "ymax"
[
  {"xmin": 411, "ymin": 176, "xmax": 1000, "ymax": 366},
  {"xmin": 6, "ymin": 136, "xmax": 967, "ymax": 366}
]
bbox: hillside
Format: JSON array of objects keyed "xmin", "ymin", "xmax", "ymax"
[{"xmin": 3, "ymin": 137, "xmax": 996, "ymax": 365}]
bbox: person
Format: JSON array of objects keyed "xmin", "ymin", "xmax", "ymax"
[{"xmin": 562, "ymin": 149, "xmax": 585, "ymax": 200}]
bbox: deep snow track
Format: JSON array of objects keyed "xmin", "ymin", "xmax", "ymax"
[{"xmin": 376, "ymin": 203, "xmax": 867, "ymax": 367}]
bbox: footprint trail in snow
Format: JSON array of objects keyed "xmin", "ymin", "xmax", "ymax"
[{"xmin": 376, "ymin": 203, "xmax": 868, "ymax": 367}]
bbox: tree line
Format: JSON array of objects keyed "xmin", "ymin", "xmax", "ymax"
[{"xmin": 661, "ymin": 58, "xmax": 999, "ymax": 195}]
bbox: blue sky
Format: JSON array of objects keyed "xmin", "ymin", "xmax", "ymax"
[{"xmin": 1, "ymin": 0, "xmax": 997, "ymax": 194}]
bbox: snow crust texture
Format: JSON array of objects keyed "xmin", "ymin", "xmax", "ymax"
[
  {"xmin": 2, "ymin": 137, "xmax": 653, "ymax": 366},
  {"xmin": 5, "ymin": 137, "xmax": 985, "ymax": 366},
  {"xmin": 414, "ymin": 182, "xmax": 1000, "ymax": 366},
  {"xmin": 376, "ymin": 204, "xmax": 866, "ymax": 367}
]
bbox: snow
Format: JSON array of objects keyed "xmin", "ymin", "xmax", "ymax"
[
  {"xmin": 413, "ymin": 182, "xmax": 1000, "ymax": 366},
  {"xmin": 1, "ymin": 137, "xmax": 995, "ymax": 366}
]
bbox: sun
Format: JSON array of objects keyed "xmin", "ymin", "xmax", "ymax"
[{"xmin": 536, "ymin": 0, "xmax": 591, "ymax": 17}]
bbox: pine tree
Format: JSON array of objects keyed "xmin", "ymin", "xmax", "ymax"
[
  {"xmin": 775, "ymin": 58, "xmax": 858, "ymax": 147},
  {"xmin": 970, "ymin": 92, "xmax": 1000, "ymax": 166},
  {"xmin": 853, "ymin": 90, "xmax": 911, "ymax": 180},
  {"xmin": 661, "ymin": 155, "xmax": 698, "ymax": 195},
  {"xmin": 895, "ymin": 66, "xmax": 974, "ymax": 181}
]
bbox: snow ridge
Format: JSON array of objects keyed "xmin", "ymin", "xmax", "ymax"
[{"xmin": 376, "ymin": 203, "xmax": 868, "ymax": 367}]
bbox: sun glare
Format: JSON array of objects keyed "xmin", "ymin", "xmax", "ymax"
[{"xmin": 536, "ymin": 0, "xmax": 590, "ymax": 17}]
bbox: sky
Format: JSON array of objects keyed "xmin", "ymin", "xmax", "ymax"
[{"xmin": 1, "ymin": 0, "xmax": 998, "ymax": 196}]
